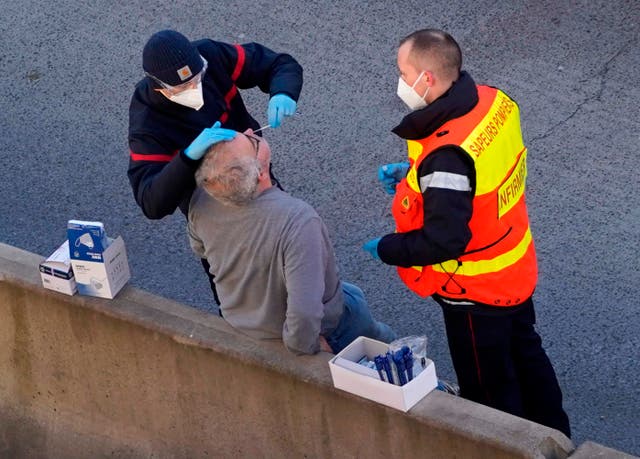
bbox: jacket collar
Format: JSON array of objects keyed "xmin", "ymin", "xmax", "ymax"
[{"xmin": 392, "ymin": 71, "xmax": 478, "ymax": 140}]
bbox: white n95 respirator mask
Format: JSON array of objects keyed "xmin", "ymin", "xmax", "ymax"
[
  {"xmin": 169, "ymin": 81, "xmax": 204, "ymax": 110},
  {"xmin": 397, "ymin": 71, "xmax": 430, "ymax": 111}
]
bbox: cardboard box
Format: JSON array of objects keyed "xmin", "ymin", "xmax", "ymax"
[
  {"xmin": 39, "ymin": 240, "xmax": 77, "ymax": 296},
  {"xmin": 329, "ymin": 336, "xmax": 437, "ymax": 412},
  {"xmin": 67, "ymin": 220, "xmax": 109, "ymax": 260},
  {"xmin": 69, "ymin": 236, "xmax": 131, "ymax": 299}
]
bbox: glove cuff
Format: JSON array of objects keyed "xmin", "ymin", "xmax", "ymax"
[
  {"xmin": 181, "ymin": 149, "xmax": 201, "ymax": 163},
  {"xmin": 270, "ymin": 92, "xmax": 297, "ymax": 102}
]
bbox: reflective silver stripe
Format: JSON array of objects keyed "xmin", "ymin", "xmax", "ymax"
[
  {"xmin": 439, "ymin": 297, "xmax": 475, "ymax": 306},
  {"xmin": 420, "ymin": 171, "xmax": 471, "ymax": 192}
]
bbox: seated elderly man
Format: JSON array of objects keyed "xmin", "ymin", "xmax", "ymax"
[{"xmin": 188, "ymin": 130, "xmax": 396, "ymax": 355}]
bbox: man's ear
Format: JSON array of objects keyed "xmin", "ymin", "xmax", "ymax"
[
  {"xmin": 203, "ymin": 180, "xmax": 221, "ymax": 195},
  {"xmin": 423, "ymin": 70, "xmax": 434, "ymax": 87},
  {"xmin": 257, "ymin": 158, "xmax": 270, "ymax": 178}
]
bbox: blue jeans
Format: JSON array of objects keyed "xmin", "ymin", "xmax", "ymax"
[{"xmin": 325, "ymin": 282, "xmax": 397, "ymax": 354}]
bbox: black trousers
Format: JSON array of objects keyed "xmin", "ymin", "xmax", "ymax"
[{"xmin": 439, "ymin": 298, "xmax": 571, "ymax": 438}]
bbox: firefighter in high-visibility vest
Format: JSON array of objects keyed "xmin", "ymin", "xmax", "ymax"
[{"xmin": 363, "ymin": 29, "xmax": 570, "ymax": 438}]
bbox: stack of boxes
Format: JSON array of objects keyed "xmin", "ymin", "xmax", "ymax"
[{"xmin": 39, "ymin": 220, "xmax": 130, "ymax": 299}]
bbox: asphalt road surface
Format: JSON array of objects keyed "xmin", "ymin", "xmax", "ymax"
[{"xmin": 1, "ymin": 0, "xmax": 638, "ymax": 454}]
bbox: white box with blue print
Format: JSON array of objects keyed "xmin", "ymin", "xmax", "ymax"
[
  {"xmin": 39, "ymin": 240, "xmax": 77, "ymax": 296},
  {"xmin": 67, "ymin": 220, "xmax": 131, "ymax": 299}
]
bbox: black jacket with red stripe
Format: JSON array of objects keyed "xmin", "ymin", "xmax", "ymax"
[{"xmin": 128, "ymin": 40, "xmax": 303, "ymax": 219}]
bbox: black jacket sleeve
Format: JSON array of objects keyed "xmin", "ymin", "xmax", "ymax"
[
  {"xmin": 378, "ymin": 147, "xmax": 475, "ymax": 267},
  {"xmin": 232, "ymin": 42, "xmax": 303, "ymax": 100},
  {"xmin": 127, "ymin": 84, "xmax": 203, "ymax": 219},
  {"xmin": 127, "ymin": 151, "xmax": 199, "ymax": 220}
]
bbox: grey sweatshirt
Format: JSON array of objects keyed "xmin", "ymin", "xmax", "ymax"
[{"xmin": 188, "ymin": 186, "xmax": 344, "ymax": 354}]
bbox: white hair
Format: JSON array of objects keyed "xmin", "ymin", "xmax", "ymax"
[{"xmin": 195, "ymin": 146, "xmax": 260, "ymax": 206}]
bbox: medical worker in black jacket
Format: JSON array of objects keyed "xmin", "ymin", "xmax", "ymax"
[{"xmin": 128, "ymin": 29, "xmax": 303, "ymax": 301}]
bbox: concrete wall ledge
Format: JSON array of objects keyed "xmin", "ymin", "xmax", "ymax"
[{"xmin": 0, "ymin": 242, "xmax": 630, "ymax": 458}]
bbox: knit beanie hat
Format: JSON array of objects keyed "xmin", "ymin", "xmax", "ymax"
[{"xmin": 142, "ymin": 30, "xmax": 204, "ymax": 86}]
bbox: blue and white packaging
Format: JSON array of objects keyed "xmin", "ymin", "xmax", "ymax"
[
  {"xmin": 67, "ymin": 220, "xmax": 131, "ymax": 299},
  {"xmin": 67, "ymin": 220, "xmax": 110, "ymax": 262},
  {"xmin": 39, "ymin": 240, "xmax": 77, "ymax": 296}
]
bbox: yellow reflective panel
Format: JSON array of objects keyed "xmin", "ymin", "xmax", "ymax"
[
  {"xmin": 406, "ymin": 167, "xmax": 419, "ymax": 192},
  {"xmin": 498, "ymin": 150, "xmax": 527, "ymax": 218},
  {"xmin": 433, "ymin": 228, "xmax": 533, "ymax": 275},
  {"xmin": 460, "ymin": 93, "xmax": 526, "ymax": 195},
  {"xmin": 406, "ymin": 140, "xmax": 423, "ymax": 192},
  {"xmin": 406, "ymin": 140, "xmax": 423, "ymax": 162}
]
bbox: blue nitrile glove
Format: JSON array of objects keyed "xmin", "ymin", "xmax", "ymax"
[
  {"xmin": 363, "ymin": 237, "xmax": 382, "ymax": 260},
  {"xmin": 378, "ymin": 162, "xmax": 410, "ymax": 195},
  {"xmin": 184, "ymin": 121, "xmax": 237, "ymax": 160},
  {"xmin": 267, "ymin": 93, "xmax": 297, "ymax": 128}
]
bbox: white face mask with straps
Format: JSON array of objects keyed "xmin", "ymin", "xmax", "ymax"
[
  {"xmin": 168, "ymin": 81, "xmax": 204, "ymax": 110},
  {"xmin": 396, "ymin": 71, "xmax": 430, "ymax": 110}
]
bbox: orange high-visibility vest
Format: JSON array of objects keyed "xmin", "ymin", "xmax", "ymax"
[{"xmin": 391, "ymin": 86, "xmax": 537, "ymax": 306}]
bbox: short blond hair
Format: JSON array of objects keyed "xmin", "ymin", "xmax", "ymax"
[{"xmin": 401, "ymin": 29, "xmax": 462, "ymax": 81}]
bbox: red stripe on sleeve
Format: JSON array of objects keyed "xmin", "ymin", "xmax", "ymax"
[
  {"xmin": 231, "ymin": 44, "xmax": 246, "ymax": 81},
  {"xmin": 224, "ymin": 85, "xmax": 238, "ymax": 106},
  {"xmin": 219, "ymin": 112, "xmax": 229, "ymax": 123},
  {"xmin": 130, "ymin": 150, "xmax": 179, "ymax": 162}
]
